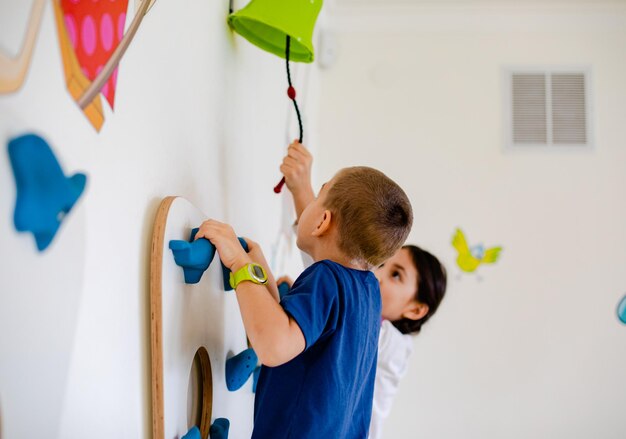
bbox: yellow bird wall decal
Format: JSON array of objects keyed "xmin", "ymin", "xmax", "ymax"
[{"xmin": 452, "ymin": 228, "xmax": 502, "ymax": 273}]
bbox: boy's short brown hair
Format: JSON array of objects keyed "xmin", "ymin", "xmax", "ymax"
[{"xmin": 324, "ymin": 166, "xmax": 413, "ymax": 268}]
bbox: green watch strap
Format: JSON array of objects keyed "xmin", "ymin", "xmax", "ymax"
[{"xmin": 229, "ymin": 263, "xmax": 268, "ymax": 289}]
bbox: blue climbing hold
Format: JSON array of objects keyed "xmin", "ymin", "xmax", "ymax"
[
  {"xmin": 209, "ymin": 418, "xmax": 230, "ymax": 439},
  {"xmin": 278, "ymin": 282, "xmax": 290, "ymax": 299},
  {"xmin": 617, "ymin": 294, "xmax": 626, "ymax": 325},
  {"xmin": 169, "ymin": 228, "xmax": 216, "ymax": 284},
  {"xmin": 225, "ymin": 347, "xmax": 258, "ymax": 391},
  {"xmin": 222, "ymin": 237, "xmax": 249, "ymax": 291},
  {"xmin": 8, "ymin": 133, "xmax": 87, "ymax": 252},
  {"xmin": 252, "ymin": 365, "xmax": 261, "ymax": 393},
  {"xmin": 181, "ymin": 426, "xmax": 201, "ymax": 439}
]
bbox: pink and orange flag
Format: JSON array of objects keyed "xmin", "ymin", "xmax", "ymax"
[{"xmin": 54, "ymin": 0, "xmax": 129, "ymax": 131}]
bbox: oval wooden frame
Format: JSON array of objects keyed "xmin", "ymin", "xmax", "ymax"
[
  {"xmin": 191, "ymin": 346, "xmax": 213, "ymax": 438},
  {"xmin": 150, "ymin": 197, "xmax": 213, "ymax": 439}
]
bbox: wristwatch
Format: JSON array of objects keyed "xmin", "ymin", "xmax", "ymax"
[{"xmin": 229, "ymin": 263, "xmax": 268, "ymax": 289}]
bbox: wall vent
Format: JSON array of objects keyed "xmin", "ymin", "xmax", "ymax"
[{"xmin": 505, "ymin": 68, "xmax": 591, "ymax": 149}]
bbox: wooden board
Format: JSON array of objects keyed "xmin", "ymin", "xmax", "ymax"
[{"xmin": 150, "ymin": 196, "xmax": 254, "ymax": 439}]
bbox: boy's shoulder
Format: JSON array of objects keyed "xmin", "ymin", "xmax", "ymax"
[
  {"xmin": 303, "ymin": 259, "xmax": 373, "ymax": 279},
  {"xmin": 297, "ymin": 260, "xmax": 377, "ymax": 291},
  {"xmin": 299, "ymin": 259, "xmax": 340, "ymax": 277},
  {"xmin": 296, "ymin": 260, "xmax": 340, "ymax": 286}
]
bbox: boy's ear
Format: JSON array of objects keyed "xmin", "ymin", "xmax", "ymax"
[
  {"xmin": 312, "ymin": 209, "xmax": 332, "ymax": 237},
  {"xmin": 401, "ymin": 302, "xmax": 429, "ymax": 321}
]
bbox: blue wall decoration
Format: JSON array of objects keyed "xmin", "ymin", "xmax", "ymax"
[
  {"xmin": 225, "ymin": 347, "xmax": 258, "ymax": 392},
  {"xmin": 179, "ymin": 415, "xmax": 229, "ymax": 438},
  {"xmin": 209, "ymin": 417, "xmax": 230, "ymax": 439},
  {"xmin": 8, "ymin": 133, "xmax": 87, "ymax": 251},
  {"xmin": 278, "ymin": 282, "xmax": 290, "ymax": 299},
  {"xmin": 170, "ymin": 231, "xmax": 249, "ymax": 289},
  {"xmin": 252, "ymin": 365, "xmax": 261, "ymax": 393},
  {"xmin": 617, "ymin": 294, "xmax": 626, "ymax": 325},
  {"xmin": 181, "ymin": 426, "xmax": 201, "ymax": 439},
  {"xmin": 169, "ymin": 228, "xmax": 217, "ymax": 284}
]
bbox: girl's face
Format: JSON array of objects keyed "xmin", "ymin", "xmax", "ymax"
[{"xmin": 375, "ymin": 247, "xmax": 427, "ymax": 322}]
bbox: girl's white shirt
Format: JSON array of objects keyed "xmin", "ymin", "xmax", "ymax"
[{"xmin": 368, "ymin": 320, "xmax": 414, "ymax": 439}]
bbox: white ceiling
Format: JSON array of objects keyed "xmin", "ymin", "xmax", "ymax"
[
  {"xmin": 330, "ymin": 0, "xmax": 626, "ymax": 5},
  {"xmin": 323, "ymin": 0, "xmax": 626, "ymax": 32},
  {"xmin": 327, "ymin": 0, "xmax": 626, "ymax": 13}
]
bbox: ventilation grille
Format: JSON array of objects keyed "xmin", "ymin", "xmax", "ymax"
[
  {"xmin": 512, "ymin": 74, "xmax": 547, "ymax": 143},
  {"xmin": 507, "ymin": 70, "xmax": 590, "ymax": 148},
  {"xmin": 552, "ymin": 74, "xmax": 587, "ymax": 144}
]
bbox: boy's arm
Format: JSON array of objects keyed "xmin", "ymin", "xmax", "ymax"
[
  {"xmin": 280, "ymin": 141, "xmax": 315, "ymax": 221},
  {"xmin": 231, "ymin": 261, "xmax": 306, "ymax": 367},
  {"xmin": 195, "ymin": 220, "xmax": 305, "ymax": 366}
]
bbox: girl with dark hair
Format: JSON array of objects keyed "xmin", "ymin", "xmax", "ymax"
[
  {"xmin": 370, "ymin": 245, "xmax": 447, "ymax": 439},
  {"xmin": 377, "ymin": 245, "xmax": 447, "ymax": 335}
]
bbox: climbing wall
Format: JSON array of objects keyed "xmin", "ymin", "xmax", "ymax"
[
  {"xmin": 150, "ymin": 196, "xmax": 254, "ymax": 439},
  {"xmin": 0, "ymin": 0, "xmax": 317, "ymax": 435}
]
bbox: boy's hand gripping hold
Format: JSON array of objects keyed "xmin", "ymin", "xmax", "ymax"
[{"xmin": 194, "ymin": 219, "xmax": 251, "ymax": 272}]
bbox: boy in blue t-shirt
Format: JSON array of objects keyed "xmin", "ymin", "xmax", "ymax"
[{"xmin": 195, "ymin": 162, "xmax": 413, "ymax": 439}]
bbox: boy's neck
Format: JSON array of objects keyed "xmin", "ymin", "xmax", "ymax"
[{"xmin": 306, "ymin": 241, "xmax": 369, "ymax": 271}]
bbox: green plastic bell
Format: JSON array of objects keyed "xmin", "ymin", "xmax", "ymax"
[{"xmin": 228, "ymin": 0, "xmax": 323, "ymax": 63}]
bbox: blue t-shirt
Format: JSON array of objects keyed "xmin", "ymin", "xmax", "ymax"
[{"xmin": 252, "ymin": 260, "xmax": 382, "ymax": 439}]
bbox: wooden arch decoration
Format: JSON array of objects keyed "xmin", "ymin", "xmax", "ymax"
[{"xmin": 149, "ymin": 196, "xmax": 254, "ymax": 439}]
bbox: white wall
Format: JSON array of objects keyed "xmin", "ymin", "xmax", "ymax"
[
  {"xmin": 0, "ymin": 0, "xmax": 316, "ymax": 437},
  {"xmin": 317, "ymin": 4, "xmax": 626, "ymax": 439},
  {"xmin": 3, "ymin": 1, "xmax": 625, "ymax": 438}
]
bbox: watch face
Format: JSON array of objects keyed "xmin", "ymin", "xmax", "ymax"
[{"xmin": 249, "ymin": 264, "xmax": 267, "ymax": 282}]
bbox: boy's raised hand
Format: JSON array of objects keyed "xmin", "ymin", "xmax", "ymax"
[
  {"xmin": 280, "ymin": 140, "xmax": 313, "ymax": 196},
  {"xmin": 280, "ymin": 140, "xmax": 315, "ymax": 219},
  {"xmin": 194, "ymin": 219, "xmax": 251, "ymax": 271}
]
